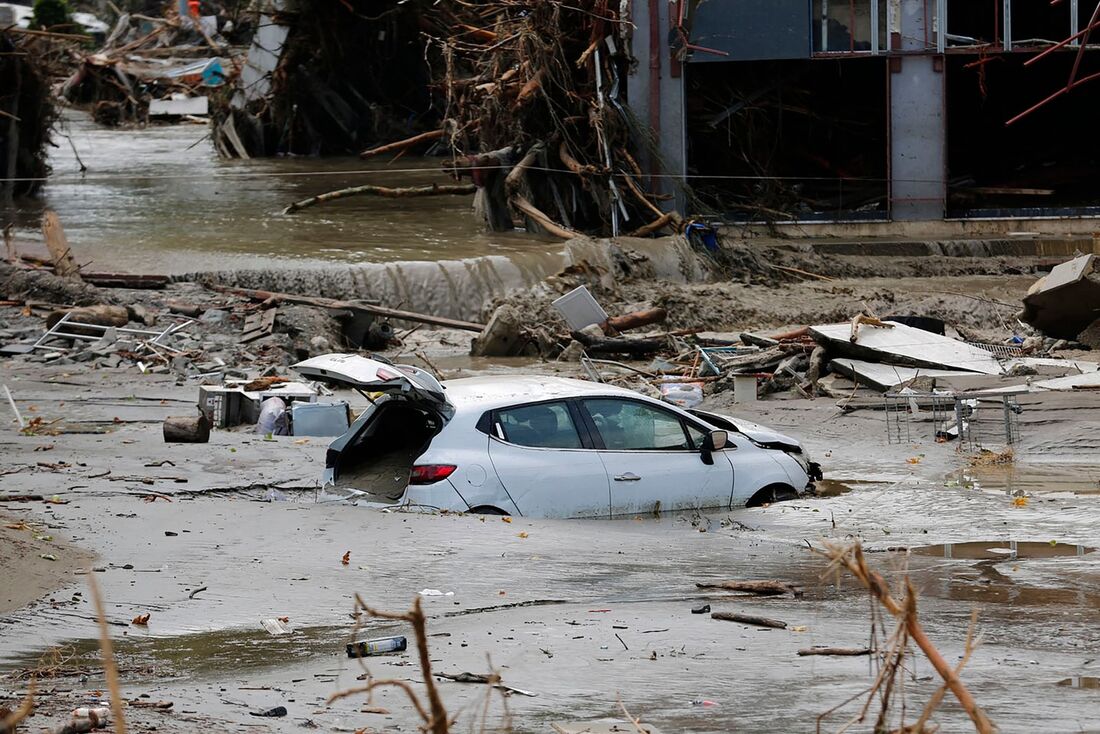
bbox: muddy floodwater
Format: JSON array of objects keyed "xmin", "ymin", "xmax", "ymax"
[
  {"xmin": 8, "ymin": 112, "xmax": 558, "ymax": 273},
  {"xmin": 3, "ymin": 361, "xmax": 1100, "ymax": 732}
]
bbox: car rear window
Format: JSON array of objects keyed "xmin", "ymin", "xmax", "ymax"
[{"xmin": 497, "ymin": 402, "xmax": 583, "ymax": 449}]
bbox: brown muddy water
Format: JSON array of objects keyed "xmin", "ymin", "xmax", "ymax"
[{"xmin": 8, "ymin": 111, "xmax": 558, "ymax": 273}]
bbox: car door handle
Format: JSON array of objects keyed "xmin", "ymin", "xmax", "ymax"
[{"xmin": 614, "ymin": 473, "xmax": 642, "ymax": 482}]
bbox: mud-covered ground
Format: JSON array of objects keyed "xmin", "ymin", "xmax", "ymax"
[{"xmin": 3, "ymin": 249, "xmax": 1100, "ymax": 733}]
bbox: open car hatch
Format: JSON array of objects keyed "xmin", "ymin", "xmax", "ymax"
[{"xmin": 293, "ymin": 353, "xmax": 454, "ymax": 420}]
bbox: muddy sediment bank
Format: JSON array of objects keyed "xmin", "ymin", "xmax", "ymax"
[{"xmin": 184, "ymin": 233, "xmax": 1055, "ymax": 328}]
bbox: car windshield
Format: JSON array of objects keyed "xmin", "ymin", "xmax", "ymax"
[
  {"xmin": 584, "ymin": 399, "xmax": 691, "ymax": 451},
  {"xmin": 497, "ymin": 402, "xmax": 583, "ymax": 449}
]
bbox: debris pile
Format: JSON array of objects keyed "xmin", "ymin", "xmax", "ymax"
[
  {"xmin": 213, "ymin": 0, "xmax": 678, "ymax": 238},
  {"xmin": 62, "ymin": 11, "xmax": 229, "ymax": 126},
  {"xmin": 1019, "ymin": 253, "xmax": 1100, "ymax": 349},
  {"xmin": 211, "ymin": 0, "xmax": 431, "ymax": 158},
  {"xmin": 431, "ymin": 0, "xmax": 674, "ymax": 238},
  {"xmin": 0, "ymin": 28, "xmax": 64, "ymax": 200}
]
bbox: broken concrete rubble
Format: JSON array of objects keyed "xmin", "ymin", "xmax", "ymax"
[{"xmin": 1020, "ymin": 254, "xmax": 1100, "ymax": 340}]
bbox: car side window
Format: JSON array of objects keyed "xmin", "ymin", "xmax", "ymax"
[
  {"xmin": 584, "ymin": 399, "xmax": 691, "ymax": 451},
  {"xmin": 684, "ymin": 421, "xmax": 707, "ymax": 450},
  {"xmin": 496, "ymin": 402, "xmax": 584, "ymax": 449}
]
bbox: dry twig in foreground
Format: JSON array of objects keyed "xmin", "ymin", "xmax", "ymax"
[{"xmin": 816, "ymin": 541, "xmax": 995, "ymax": 734}]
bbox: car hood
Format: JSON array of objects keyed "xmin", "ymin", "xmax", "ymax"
[{"xmin": 691, "ymin": 409, "xmax": 804, "ymax": 453}]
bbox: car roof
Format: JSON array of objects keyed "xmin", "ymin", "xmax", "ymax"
[{"xmin": 440, "ymin": 375, "xmax": 642, "ymax": 412}]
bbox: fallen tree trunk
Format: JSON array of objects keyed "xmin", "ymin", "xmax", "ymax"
[
  {"xmin": 797, "ymin": 647, "xmax": 872, "ymax": 657},
  {"xmin": 571, "ymin": 330, "xmax": 666, "ymax": 356},
  {"xmin": 711, "ymin": 612, "xmax": 788, "ymax": 629},
  {"xmin": 206, "ymin": 285, "xmax": 486, "ymax": 332},
  {"xmin": 282, "ymin": 183, "xmax": 476, "ymax": 215},
  {"xmin": 47, "ymin": 304, "xmax": 129, "ymax": 331},
  {"xmin": 359, "ymin": 129, "xmax": 444, "ymax": 159}
]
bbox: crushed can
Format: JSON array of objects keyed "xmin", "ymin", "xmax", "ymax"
[{"xmin": 346, "ymin": 635, "xmax": 407, "ymax": 658}]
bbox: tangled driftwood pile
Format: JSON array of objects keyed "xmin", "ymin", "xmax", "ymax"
[
  {"xmin": 216, "ymin": 0, "xmax": 678, "ymax": 239},
  {"xmin": 415, "ymin": 0, "xmax": 675, "ymax": 238},
  {"xmin": 0, "ymin": 29, "xmax": 65, "ymax": 200},
  {"xmin": 62, "ymin": 12, "xmax": 226, "ymax": 126}
]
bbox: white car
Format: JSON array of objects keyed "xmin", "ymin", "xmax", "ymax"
[{"xmin": 295, "ymin": 354, "xmax": 821, "ymax": 519}]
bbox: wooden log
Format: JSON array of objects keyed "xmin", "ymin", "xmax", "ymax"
[
  {"xmin": 769, "ymin": 326, "xmax": 811, "ymax": 342},
  {"xmin": 282, "ymin": 183, "xmax": 476, "ymax": 215},
  {"xmin": 695, "ymin": 580, "xmax": 795, "ymax": 596},
  {"xmin": 511, "ymin": 195, "xmax": 578, "ymax": 240},
  {"xmin": 571, "ymin": 330, "xmax": 665, "ymax": 356},
  {"xmin": 163, "ymin": 414, "xmax": 210, "ymax": 444},
  {"xmin": 605, "ymin": 308, "xmax": 667, "ymax": 334},
  {"xmin": 710, "ymin": 612, "xmax": 787, "ymax": 629},
  {"xmin": 46, "ymin": 305, "xmax": 129, "ymax": 330},
  {"xmin": 359, "ymin": 130, "xmax": 444, "ymax": 159},
  {"xmin": 82, "ymin": 273, "xmax": 169, "ymax": 289},
  {"xmin": 205, "ymin": 285, "xmax": 486, "ymax": 332},
  {"xmin": 42, "ymin": 211, "xmax": 80, "ymax": 280},
  {"xmin": 797, "ymin": 647, "xmax": 872, "ymax": 657},
  {"xmin": 628, "ymin": 211, "xmax": 675, "ymax": 237},
  {"xmin": 513, "ymin": 69, "xmax": 545, "ymax": 108}
]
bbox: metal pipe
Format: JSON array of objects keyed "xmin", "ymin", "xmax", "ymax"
[
  {"xmin": 1003, "ymin": 0, "xmax": 1012, "ymax": 51},
  {"xmin": 1025, "ymin": 15, "xmax": 1100, "ymax": 65},
  {"xmin": 1069, "ymin": 1, "xmax": 1100, "ymax": 85}
]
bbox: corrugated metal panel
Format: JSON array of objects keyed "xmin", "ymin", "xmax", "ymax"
[{"xmin": 688, "ymin": 0, "xmax": 811, "ymax": 62}]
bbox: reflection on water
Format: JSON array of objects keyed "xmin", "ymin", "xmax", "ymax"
[
  {"xmin": 949, "ymin": 464, "xmax": 1100, "ymax": 496},
  {"xmin": 1057, "ymin": 677, "xmax": 1100, "ymax": 689},
  {"xmin": 8, "ymin": 112, "xmax": 558, "ymax": 274},
  {"xmin": 912, "ymin": 541, "xmax": 1094, "ymax": 560}
]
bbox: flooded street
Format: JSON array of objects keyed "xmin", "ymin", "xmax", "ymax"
[
  {"xmin": 3, "ymin": 355, "xmax": 1100, "ymax": 732},
  {"xmin": 9, "ymin": 112, "xmax": 557, "ymax": 273}
]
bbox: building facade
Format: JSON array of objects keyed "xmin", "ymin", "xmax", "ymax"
[{"xmin": 627, "ymin": 0, "xmax": 1100, "ymax": 228}]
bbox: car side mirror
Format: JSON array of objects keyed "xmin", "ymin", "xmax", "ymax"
[{"xmin": 700, "ymin": 430, "xmax": 728, "ymax": 465}]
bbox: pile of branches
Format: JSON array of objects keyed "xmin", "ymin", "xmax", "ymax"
[
  {"xmin": 426, "ymin": 0, "xmax": 678, "ymax": 238},
  {"xmin": 62, "ymin": 11, "xmax": 226, "ymax": 126},
  {"xmin": 212, "ymin": 0, "xmax": 435, "ymax": 157},
  {"xmin": 220, "ymin": 0, "xmax": 679, "ymax": 239},
  {"xmin": 0, "ymin": 30, "xmax": 64, "ymax": 200}
]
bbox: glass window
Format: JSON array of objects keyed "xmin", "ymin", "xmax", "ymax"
[
  {"xmin": 584, "ymin": 399, "xmax": 690, "ymax": 451},
  {"xmin": 684, "ymin": 421, "xmax": 708, "ymax": 450},
  {"xmin": 497, "ymin": 402, "xmax": 583, "ymax": 449}
]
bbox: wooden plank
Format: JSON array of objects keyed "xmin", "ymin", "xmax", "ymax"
[
  {"xmin": 240, "ymin": 308, "xmax": 277, "ymax": 343},
  {"xmin": 41, "ymin": 211, "xmax": 81, "ymax": 280}
]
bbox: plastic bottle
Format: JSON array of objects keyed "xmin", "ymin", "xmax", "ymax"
[{"xmin": 346, "ymin": 635, "xmax": 407, "ymax": 658}]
